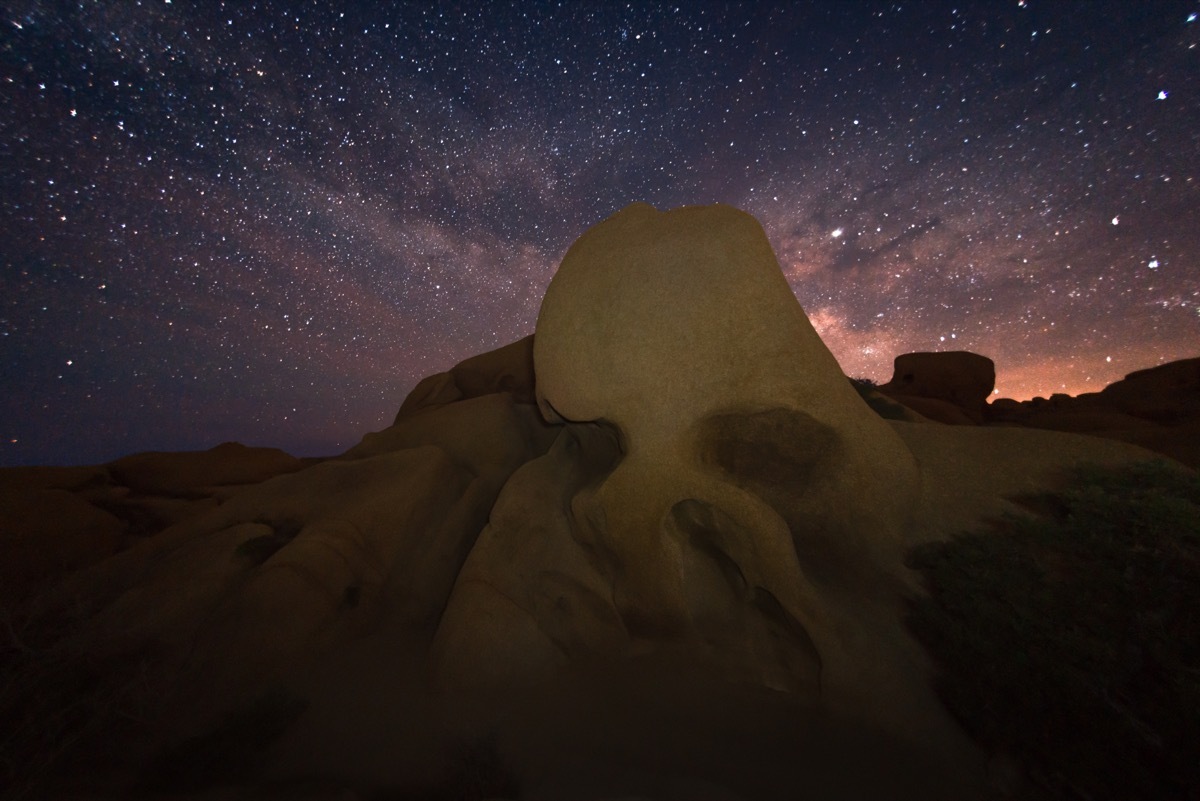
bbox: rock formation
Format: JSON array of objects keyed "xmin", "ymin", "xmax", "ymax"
[
  {"xmin": 433, "ymin": 203, "xmax": 948, "ymax": 755},
  {"xmin": 984, "ymin": 356, "xmax": 1200, "ymax": 467},
  {"xmin": 0, "ymin": 443, "xmax": 303, "ymax": 604},
  {"xmin": 1, "ymin": 204, "xmax": 1192, "ymax": 800},
  {"xmin": 877, "ymin": 350, "xmax": 996, "ymax": 424},
  {"xmin": 865, "ymin": 351, "xmax": 1200, "ymax": 468},
  {"xmin": 1100, "ymin": 357, "xmax": 1200, "ymax": 422}
]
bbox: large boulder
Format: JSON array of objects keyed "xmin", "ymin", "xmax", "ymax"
[
  {"xmin": 433, "ymin": 203, "xmax": 978, "ymax": 776},
  {"xmin": 395, "ymin": 335, "xmax": 535, "ymax": 420},
  {"xmin": 879, "ymin": 351, "xmax": 995, "ymax": 424},
  {"xmin": 1099, "ymin": 357, "xmax": 1200, "ymax": 422}
]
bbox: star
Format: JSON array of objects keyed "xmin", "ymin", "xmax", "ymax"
[{"xmin": 1, "ymin": 0, "xmax": 1197, "ymax": 466}]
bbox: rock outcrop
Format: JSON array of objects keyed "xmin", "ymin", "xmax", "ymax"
[
  {"xmin": 984, "ymin": 357, "xmax": 1200, "ymax": 467},
  {"xmin": 1100, "ymin": 357, "xmax": 1200, "ymax": 422},
  {"xmin": 434, "ymin": 204, "xmax": 931, "ymax": 731},
  {"xmin": 2, "ymin": 203, "xmax": 1189, "ymax": 801},
  {"xmin": 878, "ymin": 351, "xmax": 996, "ymax": 424},
  {"xmin": 107, "ymin": 441, "xmax": 303, "ymax": 497},
  {"xmin": 0, "ymin": 444, "xmax": 305, "ymax": 604}
]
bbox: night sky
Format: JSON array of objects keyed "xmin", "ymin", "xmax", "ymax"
[{"xmin": 2, "ymin": 1, "xmax": 1198, "ymax": 467}]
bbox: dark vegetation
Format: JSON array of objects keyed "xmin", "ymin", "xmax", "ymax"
[
  {"xmin": 849, "ymin": 377, "xmax": 909, "ymax": 420},
  {"xmin": 907, "ymin": 460, "xmax": 1200, "ymax": 800},
  {"xmin": 0, "ymin": 602, "xmax": 160, "ymax": 801}
]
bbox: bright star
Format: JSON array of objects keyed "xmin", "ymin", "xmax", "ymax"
[
  {"xmin": 1157, "ymin": 90, "xmax": 1168, "ymax": 100},
  {"xmin": 831, "ymin": 228, "xmax": 844, "ymax": 238}
]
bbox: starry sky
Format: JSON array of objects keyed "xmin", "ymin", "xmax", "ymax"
[{"xmin": 2, "ymin": 1, "xmax": 1199, "ymax": 466}]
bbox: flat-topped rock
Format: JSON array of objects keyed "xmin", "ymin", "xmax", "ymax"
[{"xmin": 878, "ymin": 351, "xmax": 995, "ymax": 424}]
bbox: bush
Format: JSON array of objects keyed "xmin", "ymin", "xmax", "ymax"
[
  {"xmin": 848, "ymin": 377, "xmax": 909, "ymax": 421},
  {"xmin": 907, "ymin": 460, "xmax": 1200, "ymax": 800}
]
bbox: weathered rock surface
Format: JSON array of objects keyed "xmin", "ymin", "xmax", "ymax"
[
  {"xmin": 433, "ymin": 204, "xmax": 981, "ymax": 791},
  {"xmin": 54, "ymin": 395, "xmax": 556, "ymax": 718},
  {"xmin": 0, "ymin": 446, "xmax": 303, "ymax": 603},
  {"xmin": 878, "ymin": 351, "xmax": 996, "ymax": 424}
]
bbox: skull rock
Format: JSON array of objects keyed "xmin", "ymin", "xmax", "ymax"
[
  {"xmin": 434, "ymin": 203, "xmax": 944, "ymax": 740},
  {"xmin": 538, "ymin": 202, "xmax": 918, "ymax": 615}
]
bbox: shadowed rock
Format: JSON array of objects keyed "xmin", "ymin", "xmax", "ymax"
[
  {"xmin": 108, "ymin": 442, "xmax": 303, "ymax": 497},
  {"xmin": 984, "ymin": 356, "xmax": 1200, "ymax": 467},
  {"xmin": 878, "ymin": 351, "xmax": 995, "ymax": 424}
]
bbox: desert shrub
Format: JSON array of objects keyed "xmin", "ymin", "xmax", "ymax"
[
  {"xmin": 848, "ymin": 377, "xmax": 909, "ymax": 421},
  {"xmin": 907, "ymin": 460, "xmax": 1200, "ymax": 800}
]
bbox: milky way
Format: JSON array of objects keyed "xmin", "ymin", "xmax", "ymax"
[{"xmin": 2, "ymin": 1, "xmax": 1198, "ymax": 466}]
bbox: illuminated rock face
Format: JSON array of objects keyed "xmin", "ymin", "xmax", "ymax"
[{"xmin": 433, "ymin": 204, "xmax": 947, "ymax": 745}]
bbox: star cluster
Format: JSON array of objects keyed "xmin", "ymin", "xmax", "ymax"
[{"xmin": 2, "ymin": 1, "xmax": 1198, "ymax": 465}]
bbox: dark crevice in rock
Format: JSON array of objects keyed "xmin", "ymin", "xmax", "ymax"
[
  {"xmin": 671, "ymin": 498, "xmax": 749, "ymax": 596},
  {"xmin": 751, "ymin": 586, "xmax": 824, "ymax": 692}
]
